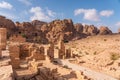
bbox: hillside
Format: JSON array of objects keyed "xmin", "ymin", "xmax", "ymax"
[
  {"xmin": 66, "ymin": 34, "xmax": 120, "ymax": 79},
  {"xmin": 0, "ymin": 16, "xmax": 113, "ymax": 44}
]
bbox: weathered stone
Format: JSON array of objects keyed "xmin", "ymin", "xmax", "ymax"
[
  {"xmin": 40, "ymin": 46, "xmax": 45, "ymax": 54},
  {"xmin": 0, "ymin": 49, "xmax": 1, "ymax": 58},
  {"xmin": 74, "ymin": 23, "xmax": 83, "ymax": 33},
  {"xmin": 9, "ymin": 44, "xmax": 20, "ymax": 58},
  {"xmin": 20, "ymin": 44, "xmax": 30, "ymax": 59},
  {"xmin": 11, "ymin": 57, "xmax": 20, "ymax": 69},
  {"xmin": 0, "ymin": 28, "xmax": 7, "ymax": 50},
  {"xmin": 29, "ymin": 59, "xmax": 39, "ymax": 72},
  {"xmin": 47, "ymin": 43, "xmax": 54, "ymax": 60},
  {"xmin": 0, "ymin": 65, "xmax": 14, "ymax": 80},
  {"xmin": 0, "ymin": 16, "xmax": 16, "ymax": 38},
  {"xmin": 9, "ymin": 34, "xmax": 26, "ymax": 43},
  {"xmin": 83, "ymin": 25, "xmax": 99, "ymax": 35},
  {"xmin": 65, "ymin": 48, "xmax": 71, "ymax": 58},
  {"xmin": 45, "ymin": 19, "xmax": 76, "ymax": 43},
  {"xmin": 26, "ymin": 47, "xmax": 45, "ymax": 60},
  {"xmin": 58, "ymin": 41, "xmax": 65, "ymax": 59},
  {"xmin": 99, "ymin": 26, "xmax": 112, "ymax": 35}
]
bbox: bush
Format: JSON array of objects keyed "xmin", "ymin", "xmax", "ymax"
[
  {"xmin": 104, "ymin": 39, "xmax": 107, "ymax": 41},
  {"xmin": 63, "ymin": 65, "xmax": 69, "ymax": 69},
  {"xmin": 21, "ymin": 33, "xmax": 26, "ymax": 38},
  {"xmin": 110, "ymin": 53, "xmax": 120, "ymax": 61},
  {"xmin": 93, "ymin": 51, "xmax": 97, "ymax": 55}
]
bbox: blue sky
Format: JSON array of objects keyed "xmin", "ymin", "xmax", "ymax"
[{"xmin": 0, "ymin": 0, "xmax": 120, "ymax": 32}]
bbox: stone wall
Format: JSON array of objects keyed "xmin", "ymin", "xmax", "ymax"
[
  {"xmin": 58, "ymin": 41, "xmax": 65, "ymax": 59},
  {"xmin": 9, "ymin": 34, "xmax": 26, "ymax": 43},
  {"xmin": 47, "ymin": 43, "xmax": 54, "ymax": 60},
  {"xmin": 26, "ymin": 45, "xmax": 45, "ymax": 61},
  {"xmin": 0, "ymin": 28, "xmax": 7, "ymax": 50},
  {"xmin": 0, "ymin": 49, "xmax": 1, "ymax": 58},
  {"xmin": 65, "ymin": 48, "xmax": 72, "ymax": 58},
  {"xmin": 9, "ymin": 44, "xmax": 20, "ymax": 69}
]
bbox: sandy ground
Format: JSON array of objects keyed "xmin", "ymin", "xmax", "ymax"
[{"xmin": 66, "ymin": 34, "xmax": 120, "ymax": 79}]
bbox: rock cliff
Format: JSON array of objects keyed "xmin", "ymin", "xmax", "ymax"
[{"xmin": 0, "ymin": 15, "xmax": 113, "ymax": 44}]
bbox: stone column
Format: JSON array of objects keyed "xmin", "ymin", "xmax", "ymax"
[
  {"xmin": 40, "ymin": 46, "xmax": 45, "ymax": 54},
  {"xmin": 9, "ymin": 44, "xmax": 20, "ymax": 69},
  {"xmin": 65, "ymin": 48, "xmax": 71, "ymax": 58},
  {"xmin": 58, "ymin": 41, "xmax": 65, "ymax": 59},
  {"xmin": 0, "ymin": 49, "xmax": 1, "ymax": 58},
  {"xmin": 0, "ymin": 28, "xmax": 7, "ymax": 50},
  {"xmin": 47, "ymin": 43, "xmax": 54, "ymax": 60}
]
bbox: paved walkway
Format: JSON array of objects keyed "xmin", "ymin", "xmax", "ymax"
[{"xmin": 61, "ymin": 60, "xmax": 117, "ymax": 80}]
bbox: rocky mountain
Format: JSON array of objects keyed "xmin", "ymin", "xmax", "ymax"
[
  {"xmin": 0, "ymin": 15, "xmax": 114, "ymax": 44},
  {"xmin": 0, "ymin": 16, "xmax": 16, "ymax": 38}
]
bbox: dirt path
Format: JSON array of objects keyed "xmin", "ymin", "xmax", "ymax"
[{"xmin": 61, "ymin": 60, "xmax": 117, "ymax": 80}]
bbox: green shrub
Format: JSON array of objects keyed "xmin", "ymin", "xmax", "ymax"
[
  {"xmin": 93, "ymin": 51, "xmax": 97, "ymax": 55},
  {"xmin": 21, "ymin": 33, "xmax": 26, "ymax": 38},
  {"xmin": 104, "ymin": 39, "xmax": 107, "ymax": 41},
  {"xmin": 63, "ymin": 65, "xmax": 69, "ymax": 69},
  {"xmin": 110, "ymin": 53, "xmax": 120, "ymax": 61}
]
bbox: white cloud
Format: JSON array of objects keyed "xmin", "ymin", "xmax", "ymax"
[
  {"xmin": 0, "ymin": 12, "xmax": 17, "ymax": 20},
  {"xmin": 30, "ymin": 7, "xmax": 56, "ymax": 22},
  {"xmin": 18, "ymin": 0, "xmax": 31, "ymax": 6},
  {"xmin": 116, "ymin": 22, "xmax": 120, "ymax": 26},
  {"xmin": 47, "ymin": 9, "xmax": 56, "ymax": 17},
  {"xmin": 0, "ymin": 1, "xmax": 13, "ymax": 9},
  {"xmin": 74, "ymin": 9, "xmax": 100, "ymax": 21},
  {"xmin": 100, "ymin": 10, "xmax": 114, "ymax": 17}
]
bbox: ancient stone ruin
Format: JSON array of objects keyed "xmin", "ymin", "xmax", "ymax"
[
  {"xmin": 0, "ymin": 28, "xmax": 7, "ymax": 50},
  {"xmin": 0, "ymin": 25, "xmax": 116, "ymax": 80},
  {"xmin": 0, "ymin": 49, "xmax": 1, "ymax": 58},
  {"xmin": 58, "ymin": 41, "xmax": 65, "ymax": 59},
  {"xmin": 9, "ymin": 44, "xmax": 20, "ymax": 69},
  {"xmin": 26, "ymin": 46, "xmax": 45, "ymax": 60},
  {"xmin": 9, "ymin": 34, "xmax": 26, "ymax": 43},
  {"xmin": 47, "ymin": 43, "xmax": 54, "ymax": 61}
]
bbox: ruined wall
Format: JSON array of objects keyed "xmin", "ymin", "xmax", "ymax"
[
  {"xmin": 47, "ymin": 43, "xmax": 54, "ymax": 60},
  {"xmin": 9, "ymin": 34, "xmax": 26, "ymax": 43},
  {"xmin": 0, "ymin": 28, "xmax": 7, "ymax": 50},
  {"xmin": 0, "ymin": 49, "xmax": 1, "ymax": 58},
  {"xmin": 58, "ymin": 41, "xmax": 65, "ymax": 59},
  {"xmin": 9, "ymin": 44, "xmax": 20, "ymax": 69},
  {"xmin": 26, "ymin": 46, "xmax": 45, "ymax": 60}
]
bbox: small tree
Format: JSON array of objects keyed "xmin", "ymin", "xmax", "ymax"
[{"xmin": 21, "ymin": 33, "xmax": 26, "ymax": 38}]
